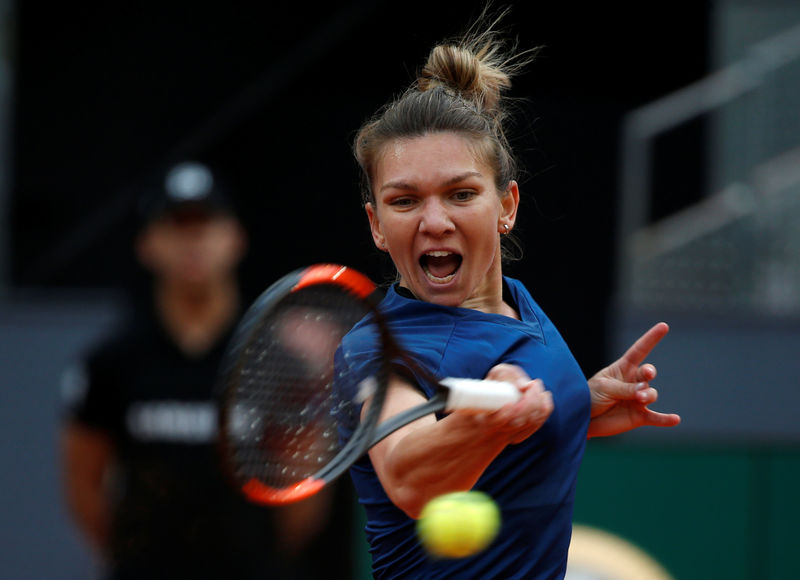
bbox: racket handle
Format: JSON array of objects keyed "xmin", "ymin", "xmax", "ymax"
[{"xmin": 440, "ymin": 377, "xmax": 521, "ymax": 411}]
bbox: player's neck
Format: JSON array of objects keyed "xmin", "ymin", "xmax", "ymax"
[{"xmin": 460, "ymin": 267, "xmax": 519, "ymax": 320}]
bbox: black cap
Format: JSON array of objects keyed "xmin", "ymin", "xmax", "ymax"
[{"xmin": 137, "ymin": 161, "xmax": 235, "ymax": 227}]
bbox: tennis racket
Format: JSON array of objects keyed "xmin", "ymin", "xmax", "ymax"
[{"xmin": 217, "ymin": 263, "xmax": 521, "ymax": 506}]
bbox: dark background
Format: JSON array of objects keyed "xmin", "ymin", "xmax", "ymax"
[{"xmin": 9, "ymin": 0, "xmax": 711, "ymax": 374}]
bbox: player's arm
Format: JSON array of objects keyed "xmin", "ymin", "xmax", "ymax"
[
  {"xmin": 60, "ymin": 421, "xmax": 114, "ymax": 556},
  {"xmin": 366, "ymin": 364, "xmax": 552, "ymax": 519}
]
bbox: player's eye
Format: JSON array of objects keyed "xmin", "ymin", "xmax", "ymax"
[
  {"xmin": 388, "ymin": 196, "xmax": 415, "ymax": 208},
  {"xmin": 452, "ymin": 190, "xmax": 476, "ymax": 202}
]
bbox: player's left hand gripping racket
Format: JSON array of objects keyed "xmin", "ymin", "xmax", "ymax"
[{"xmin": 217, "ymin": 264, "xmax": 520, "ymax": 506}]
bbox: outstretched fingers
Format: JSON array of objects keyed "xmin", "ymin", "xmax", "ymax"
[
  {"xmin": 622, "ymin": 322, "xmax": 669, "ymax": 370},
  {"xmin": 642, "ymin": 408, "xmax": 682, "ymax": 428},
  {"xmin": 586, "ymin": 401, "xmax": 681, "ymax": 438}
]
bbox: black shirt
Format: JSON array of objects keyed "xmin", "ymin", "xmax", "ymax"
[{"xmin": 63, "ymin": 306, "xmax": 349, "ymax": 579}]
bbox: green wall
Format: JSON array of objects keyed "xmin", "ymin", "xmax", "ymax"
[{"xmin": 574, "ymin": 440, "xmax": 800, "ymax": 580}]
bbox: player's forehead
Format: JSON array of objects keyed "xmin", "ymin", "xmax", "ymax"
[{"xmin": 373, "ymin": 133, "xmax": 496, "ymax": 191}]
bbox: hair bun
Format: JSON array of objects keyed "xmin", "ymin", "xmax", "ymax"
[
  {"xmin": 353, "ymin": 6, "xmax": 536, "ymax": 208},
  {"xmin": 418, "ymin": 42, "xmax": 511, "ymax": 115}
]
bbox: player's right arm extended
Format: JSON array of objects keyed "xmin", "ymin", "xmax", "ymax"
[{"xmin": 365, "ymin": 364, "xmax": 552, "ymax": 519}]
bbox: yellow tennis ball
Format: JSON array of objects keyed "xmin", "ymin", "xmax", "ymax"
[{"xmin": 416, "ymin": 491, "xmax": 501, "ymax": 559}]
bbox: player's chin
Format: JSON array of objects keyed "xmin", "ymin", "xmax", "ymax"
[{"xmin": 420, "ymin": 289, "xmax": 465, "ymax": 308}]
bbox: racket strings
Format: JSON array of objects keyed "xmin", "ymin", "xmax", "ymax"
[{"xmin": 222, "ymin": 285, "xmax": 372, "ymax": 489}]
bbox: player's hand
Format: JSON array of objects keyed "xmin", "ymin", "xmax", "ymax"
[
  {"xmin": 476, "ymin": 363, "xmax": 553, "ymax": 444},
  {"xmin": 587, "ymin": 322, "xmax": 681, "ymax": 438}
]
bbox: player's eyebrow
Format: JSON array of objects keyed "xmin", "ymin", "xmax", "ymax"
[{"xmin": 379, "ymin": 171, "xmax": 484, "ymax": 192}]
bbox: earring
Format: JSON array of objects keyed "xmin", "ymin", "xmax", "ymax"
[{"xmin": 501, "ymin": 224, "xmax": 510, "ymax": 234}]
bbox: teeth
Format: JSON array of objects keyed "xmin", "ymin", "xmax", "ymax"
[
  {"xmin": 423, "ymin": 267, "xmax": 455, "ymax": 283},
  {"xmin": 422, "ymin": 262, "xmax": 456, "ymax": 283},
  {"xmin": 421, "ymin": 250, "xmax": 458, "ymax": 283}
]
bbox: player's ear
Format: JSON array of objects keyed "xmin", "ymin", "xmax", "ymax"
[
  {"xmin": 365, "ymin": 203, "xmax": 388, "ymax": 252},
  {"xmin": 499, "ymin": 180, "xmax": 519, "ymax": 231}
]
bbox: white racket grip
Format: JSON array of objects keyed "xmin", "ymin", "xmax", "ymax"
[{"xmin": 440, "ymin": 377, "xmax": 521, "ymax": 411}]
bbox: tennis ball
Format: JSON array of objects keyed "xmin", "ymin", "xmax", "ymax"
[{"xmin": 416, "ymin": 491, "xmax": 501, "ymax": 559}]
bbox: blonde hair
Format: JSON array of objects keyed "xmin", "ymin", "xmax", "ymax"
[{"xmin": 353, "ymin": 5, "xmax": 536, "ymax": 207}]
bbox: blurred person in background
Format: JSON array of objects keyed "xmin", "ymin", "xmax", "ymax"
[{"xmin": 59, "ymin": 161, "xmax": 355, "ymax": 579}]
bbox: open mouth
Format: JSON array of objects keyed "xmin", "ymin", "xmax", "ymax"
[{"xmin": 420, "ymin": 251, "xmax": 462, "ymax": 283}]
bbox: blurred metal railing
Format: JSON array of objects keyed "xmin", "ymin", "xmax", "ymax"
[{"xmin": 616, "ymin": 21, "xmax": 800, "ymax": 317}]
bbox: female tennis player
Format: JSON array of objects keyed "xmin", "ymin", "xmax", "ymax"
[{"xmin": 334, "ymin": 8, "xmax": 680, "ymax": 579}]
